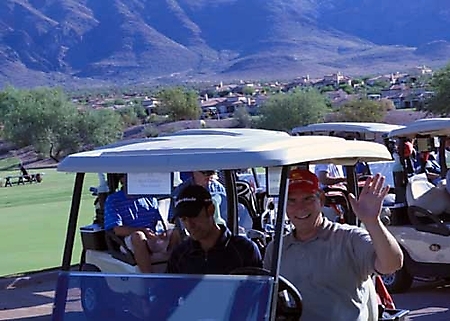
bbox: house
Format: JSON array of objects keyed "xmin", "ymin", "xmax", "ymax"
[
  {"xmin": 409, "ymin": 65, "xmax": 433, "ymax": 76},
  {"xmin": 367, "ymin": 93, "xmax": 381, "ymax": 101},
  {"xmin": 381, "ymin": 84, "xmax": 406, "ymax": 99},
  {"xmin": 200, "ymin": 97, "xmax": 227, "ymax": 118},
  {"xmin": 324, "ymin": 89, "xmax": 359, "ymax": 107},
  {"xmin": 323, "ymin": 72, "xmax": 352, "ymax": 87},
  {"xmin": 381, "ymin": 86, "xmax": 428, "ymax": 109},
  {"xmin": 142, "ymin": 97, "xmax": 160, "ymax": 114},
  {"xmin": 366, "ymin": 74, "xmax": 395, "ymax": 86}
]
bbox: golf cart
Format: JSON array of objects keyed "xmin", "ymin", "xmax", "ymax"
[
  {"xmin": 52, "ymin": 128, "xmax": 407, "ymax": 320},
  {"xmin": 290, "ymin": 122, "xmax": 405, "ymax": 224},
  {"xmin": 382, "ymin": 118, "xmax": 450, "ymax": 293}
]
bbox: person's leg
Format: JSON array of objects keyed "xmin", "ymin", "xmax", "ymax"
[{"xmin": 130, "ymin": 231, "xmax": 153, "ymax": 273}]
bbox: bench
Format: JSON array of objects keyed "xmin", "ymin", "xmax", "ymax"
[{"xmin": 3, "ymin": 173, "xmax": 43, "ymax": 187}]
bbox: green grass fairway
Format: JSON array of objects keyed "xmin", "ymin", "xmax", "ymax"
[
  {"xmin": 0, "ymin": 156, "xmax": 20, "ymax": 171},
  {"xmin": 0, "ymin": 168, "xmax": 99, "ymax": 277}
]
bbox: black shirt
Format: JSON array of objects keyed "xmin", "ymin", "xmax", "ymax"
[{"xmin": 167, "ymin": 225, "xmax": 262, "ymax": 274}]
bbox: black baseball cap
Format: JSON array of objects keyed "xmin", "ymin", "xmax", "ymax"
[{"xmin": 174, "ymin": 185, "xmax": 213, "ymax": 218}]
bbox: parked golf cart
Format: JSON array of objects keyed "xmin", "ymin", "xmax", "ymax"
[
  {"xmin": 291, "ymin": 122, "xmax": 405, "ymax": 223},
  {"xmin": 382, "ymin": 118, "xmax": 450, "ymax": 293},
  {"xmin": 52, "ymin": 129, "xmax": 407, "ymax": 321}
]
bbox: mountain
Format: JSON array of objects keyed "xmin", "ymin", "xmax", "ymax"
[{"xmin": 1, "ymin": 0, "xmax": 449, "ymax": 88}]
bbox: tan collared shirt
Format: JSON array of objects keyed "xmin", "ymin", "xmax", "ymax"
[{"xmin": 264, "ymin": 217, "xmax": 378, "ymax": 321}]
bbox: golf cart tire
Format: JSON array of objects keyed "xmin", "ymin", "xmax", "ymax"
[
  {"xmin": 80, "ymin": 264, "xmax": 112, "ymax": 320},
  {"xmin": 381, "ymin": 266, "xmax": 413, "ymax": 294}
]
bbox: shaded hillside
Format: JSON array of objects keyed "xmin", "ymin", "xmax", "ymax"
[
  {"xmin": 319, "ymin": 0, "xmax": 450, "ymax": 47},
  {"xmin": 0, "ymin": 0, "xmax": 449, "ymax": 88}
]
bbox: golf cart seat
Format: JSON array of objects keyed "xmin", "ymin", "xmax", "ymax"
[
  {"xmin": 405, "ymin": 173, "xmax": 450, "ymax": 236},
  {"xmin": 322, "ymin": 186, "xmax": 352, "ymax": 223},
  {"xmin": 236, "ymin": 180, "xmax": 270, "ymax": 254},
  {"xmin": 237, "ymin": 180, "xmax": 263, "ymax": 231}
]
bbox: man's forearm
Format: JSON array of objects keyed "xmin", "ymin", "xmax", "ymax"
[{"xmin": 365, "ymin": 220, "xmax": 403, "ymax": 274}]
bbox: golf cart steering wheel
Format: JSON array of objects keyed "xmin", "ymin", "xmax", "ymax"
[{"xmin": 230, "ymin": 267, "xmax": 302, "ymax": 320}]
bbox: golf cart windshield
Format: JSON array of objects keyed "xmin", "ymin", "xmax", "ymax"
[
  {"xmin": 53, "ymin": 272, "xmax": 273, "ymax": 321},
  {"xmin": 366, "ymin": 161, "xmax": 395, "ymax": 187}
]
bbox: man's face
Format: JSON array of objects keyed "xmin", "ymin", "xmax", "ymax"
[
  {"xmin": 180, "ymin": 205, "xmax": 214, "ymax": 241},
  {"xmin": 286, "ymin": 189, "xmax": 323, "ymax": 233},
  {"xmin": 445, "ymin": 139, "xmax": 450, "ymax": 149},
  {"xmin": 193, "ymin": 171, "xmax": 215, "ymax": 187}
]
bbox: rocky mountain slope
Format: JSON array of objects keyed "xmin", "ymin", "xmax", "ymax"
[{"xmin": 1, "ymin": 0, "xmax": 449, "ymax": 88}]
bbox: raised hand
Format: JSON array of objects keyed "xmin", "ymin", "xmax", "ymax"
[{"xmin": 348, "ymin": 173, "xmax": 390, "ymax": 225}]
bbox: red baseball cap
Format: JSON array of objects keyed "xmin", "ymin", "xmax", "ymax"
[{"xmin": 288, "ymin": 168, "xmax": 320, "ymax": 194}]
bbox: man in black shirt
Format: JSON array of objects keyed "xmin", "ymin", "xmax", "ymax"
[{"xmin": 167, "ymin": 185, "xmax": 262, "ymax": 274}]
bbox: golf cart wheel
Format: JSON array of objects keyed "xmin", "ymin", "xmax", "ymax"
[
  {"xmin": 381, "ymin": 266, "xmax": 413, "ymax": 294},
  {"xmin": 80, "ymin": 264, "xmax": 111, "ymax": 320}
]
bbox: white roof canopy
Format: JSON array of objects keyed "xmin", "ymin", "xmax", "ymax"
[
  {"xmin": 58, "ymin": 129, "xmax": 392, "ymax": 173},
  {"xmin": 292, "ymin": 122, "xmax": 405, "ymax": 135},
  {"xmin": 388, "ymin": 118, "xmax": 450, "ymax": 139},
  {"xmin": 163, "ymin": 128, "xmax": 290, "ymax": 137}
]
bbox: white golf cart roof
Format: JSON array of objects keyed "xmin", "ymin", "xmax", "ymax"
[
  {"xmin": 388, "ymin": 118, "xmax": 450, "ymax": 139},
  {"xmin": 58, "ymin": 129, "xmax": 392, "ymax": 173},
  {"xmin": 292, "ymin": 122, "xmax": 405, "ymax": 136},
  {"xmin": 92, "ymin": 128, "xmax": 289, "ymax": 150},
  {"xmin": 164, "ymin": 128, "xmax": 290, "ymax": 137}
]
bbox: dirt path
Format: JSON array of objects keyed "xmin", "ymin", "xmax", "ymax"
[{"xmin": 0, "ymin": 271, "xmax": 58, "ymax": 321}]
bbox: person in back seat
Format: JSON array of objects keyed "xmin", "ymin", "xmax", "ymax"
[
  {"xmin": 168, "ymin": 170, "xmax": 226, "ymax": 224},
  {"xmin": 314, "ymin": 163, "xmax": 347, "ymax": 190},
  {"xmin": 415, "ymin": 151, "xmax": 442, "ymax": 185},
  {"xmin": 167, "ymin": 185, "xmax": 262, "ymax": 274},
  {"xmin": 104, "ymin": 173, "xmax": 168, "ymax": 273}
]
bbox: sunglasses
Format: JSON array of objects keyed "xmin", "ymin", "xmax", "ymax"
[{"xmin": 200, "ymin": 171, "xmax": 216, "ymax": 176}]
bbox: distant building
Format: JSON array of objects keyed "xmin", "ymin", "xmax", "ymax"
[
  {"xmin": 409, "ymin": 65, "xmax": 433, "ymax": 76},
  {"xmin": 142, "ymin": 97, "xmax": 160, "ymax": 114},
  {"xmin": 367, "ymin": 93, "xmax": 381, "ymax": 101}
]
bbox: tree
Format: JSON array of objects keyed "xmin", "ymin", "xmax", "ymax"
[
  {"xmin": 332, "ymin": 98, "xmax": 389, "ymax": 122},
  {"xmin": 116, "ymin": 105, "xmax": 147, "ymax": 126},
  {"xmin": 339, "ymin": 83, "xmax": 354, "ymax": 94},
  {"xmin": 421, "ymin": 62, "xmax": 450, "ymax": 116},
  {"xmin": 2, "ymin": 88, "xmax": 79, "ymax": 155},
  {"xmin": 256, "ymin": 88, "xmax": 330, "ymax": 132},
  {"xmin": 0, "ymin": 86, "xmax": 20, "ymax": 120},
  {"xmin": 241, "ymin": 86, "xmax": 255, "ymax": 96},
  {"xmin": 76, "ymin": 109, "xmax": 123, "ymax": 151},
  {"xmin": 157, "ymin": 87, "xmax": 200, "ymax": 121},
  {"xmin": 320, "ymin": 85, "xmax": 335, "ymax": 93},
  {"xmin": 233, "ymin": 107, "xmax": 252, "ymax": 128},
  {"xmin": 1, "ymin": 87, "xmax": 123, "ymax": 159}
]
